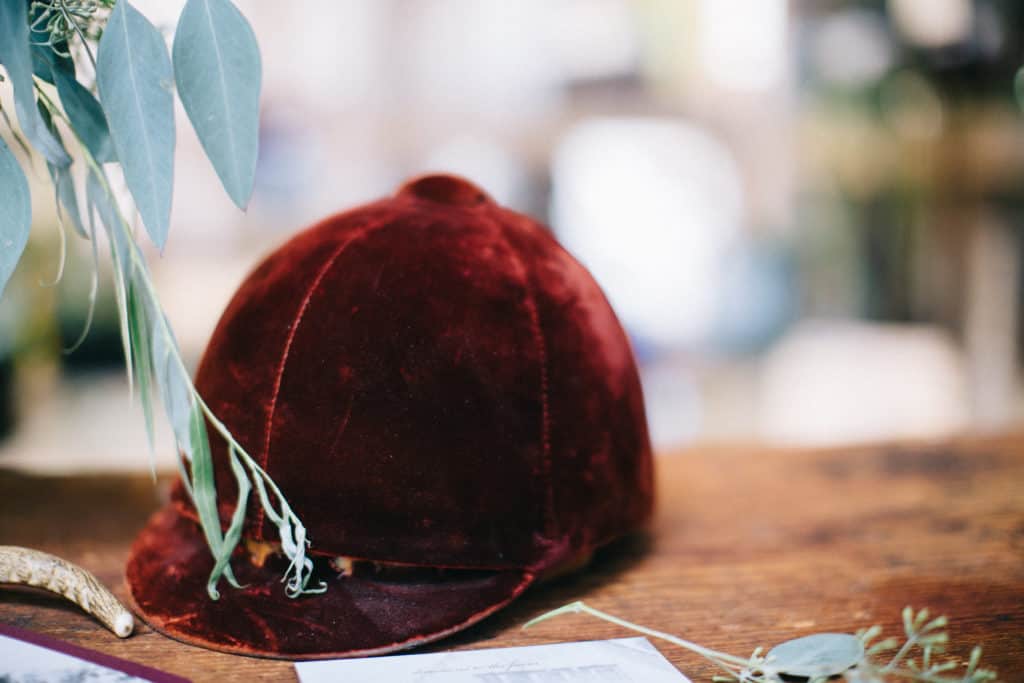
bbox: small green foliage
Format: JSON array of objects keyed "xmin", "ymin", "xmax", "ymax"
[
  {"xmin": 524, "ymin": 603, "xmax": 999, "ymax": 682},
  {"xmin": 30, "ymin": 0, "xmax": 115, "ymax": 50}
]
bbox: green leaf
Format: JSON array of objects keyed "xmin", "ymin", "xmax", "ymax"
[
  {"xmin": 127, "ymin": 278, "xmax": 156, "ymax": 467},
  {"xmin": 96, "ymin": 0, "xmax": 175, "ymax": 249},
  {"xmin": 0, "ymin": 137, "xmax": 32, "ymax": 296},
  {"xmin": 31, "ymin": 53, "xmax": 55, "ymax": 84},
  {"xmin": 30, "ymin": 44, "xmax": 70, "ymax": 85},
  {"xmin": 86, "ymin": 168, "xmax": 133, "ymax": 386},
  {"xmin": 149, "ymin": 312, "xmax": 193, "ymax": 461},
  {"xmin": 0, "ymin": 0, "xmax": 71, "ymax": 167},
  {"xmin": 47, "ymin": 162, "xmax": 87, "ymax": 238},
  {"xmin": 63, "ymin": 202, "xmax": 100, "ymax": 354},
  {"xmin": 99, "ymin": 192, "xmax": 135, "ymax": 287},
  {"xmin": 903, "ymin": 606, "xmax": 915, "ymax": 636},
  {"xmin": 188, "ymin": 399, "xmax": 229, "ymax": 599},
  {"xmin": 34, "ymin": 96, "xmax": 83, "ymax": 242},
  {"xmin": 968, "ymin": 645, "xmax": 982, "ymax": 672},
  {"xmin": 0, "ymin": 103, "xmax": 34, "ymax": 161},
  {"xmin": 173, "ymin": 0, "xmax": 261, "ymax": 209},
  {"xmin": 52, "ymin": 65, "xmax": 116, "ymax": 164},
  {"xmin": 766, "ymin": 633, "xmax": 864, "ymax": 677},
  {"xmin": 146, "ymin": 297, "xmax": 195, "ymax": 499},
  {"xmin": 208, "ymin": 445, "xmax": 249, "ymax": 596}
]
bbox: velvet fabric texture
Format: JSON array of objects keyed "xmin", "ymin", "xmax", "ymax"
[{"xmin": 126, "ymin": 174, "xmax": 654, "ymax": 659}]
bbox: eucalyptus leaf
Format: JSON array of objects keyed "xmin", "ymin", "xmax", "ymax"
[
  {"xmin": 173, "ymin": 0, "xmax": 261, "ymax": 209},
  {"xmin": 208, "ymin": 445, "xmax": 250, "ymax": 596},
  {"xmin": 0, "ymin": 104, "xmax": 33, "ymax": 160},
  {"xmin": 0, "ymin": 137, "xmax": 32, "ymax": 296},
  {"xmin": 146, "ymin": 296, "xmax": 193, "ymax": 460},
  {"xmin": 96, "ymin": 0, "xmax": 175, "ymax": 249},
  {"xmin": 87, "ymin": 169, "xmax": 135, "ymax": 284},
  {"xmin": 141, "ymin": 271, "xmax": 195, "ymax": 497},
  {"xmin": 30, "ymin": 44, "xmax": 67, "ymax": 85},
  {"xmin": 766, "ymin": 633, "xmax": 864, "ymax": 677},
  {"xmin": 52, "ymin": 64, "xmax": 116, "ymax": 164},
  {"xmin": 188, "ymin": 399, "xmax": 230, "ymax": 599},
  {"xmin": 0, "ymin": 0, "xmax": 71, "ymax": 167},
  {"xmin": 127, "ymin": 279, "xmax": 156, "ymax": 464},
  {"xmin": 63, "ymin": 202, "xmax": 100, "ymax": 354},
  {"xmin": 30, "ymin": 52, "xmax": 54, "ymax": 84},
  {"xmin": 36, "ymin": 92, "xmax": 60, "ymax": 137},
  {"xmin": 86, "ymin": 168, "xmax": 133, "ymax": 386},
  {"xmin": 47, "ymin": 162, "xmax": 87, "ymax": 238}
]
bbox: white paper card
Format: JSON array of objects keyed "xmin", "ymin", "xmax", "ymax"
[
  {"xmin": 295, "ymin": 637, "xmax": 690, "ymax": 683},
  {"xmin": 0, "ymin": 632, "xmax": 150, "ymax": 682}
]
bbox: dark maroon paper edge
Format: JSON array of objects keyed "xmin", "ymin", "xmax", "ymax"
[{"xmin": 0, "ymin": 622, "xmax": 191, "ymax": 683}]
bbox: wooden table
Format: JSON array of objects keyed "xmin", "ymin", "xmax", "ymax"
[{"xmin": 2, "ymin": 434, "xmax": 1023, "ymax": 681}]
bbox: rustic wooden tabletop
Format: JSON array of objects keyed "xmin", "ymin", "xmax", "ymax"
[{"xmin": 1, "ymin": 433, "xmax": 1022, "ymax": 681}]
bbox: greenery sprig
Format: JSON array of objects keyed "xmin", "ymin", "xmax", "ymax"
[
  {"xmin": 523, "ymin": 603, "xmax": 998, "ymax": 682},
  {"xmin": 30, "ymin": 0, "xmax": 114, "ymax": 51},
  {"xmin": 0, "ymin": 0, "xmax": 323, "ymax": 599}
]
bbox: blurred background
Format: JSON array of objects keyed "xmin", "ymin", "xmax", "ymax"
[{"xmin": 3, "ymin": 0, "xmax": 1024, "ymax": 472}]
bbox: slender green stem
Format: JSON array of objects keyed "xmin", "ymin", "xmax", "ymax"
[
  {"xmin": 39, "ymin": 210, "xmax": 67, "ymax": 287},
  {"xmin": 524, "ymin": 602, "xmax": 757, "ymax": 671},
  {"xmin": 57, "ymin": 1, "xmax": 98, "ymax": 71},
  {"xmin": 63, "ymin": 205, "xmax": 99, "ymax": 354},
  {"xmin": 883, "ymin": 634, "xmax": 919, "ymax": 673}
]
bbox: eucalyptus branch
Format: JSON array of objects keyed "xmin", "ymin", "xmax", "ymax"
[
  {"xmin": 524, "ymin": 603, "xmax": 998, "ymax": 682},
  {"xmin": 4, "ymin": 0, "xmax": 296, "ymax": 601},
  {"xmin": 32, "ymin": 78, "xmax": 323, "ymax": 600}
]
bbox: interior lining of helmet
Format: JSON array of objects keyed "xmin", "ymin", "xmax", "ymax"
[
  {"xmin": 323, "ymin": 556, "xmax": 500, "ymax": 584},
  {"xmin": 245, "ymin": 538, "xmax": 504, "ymax": 585}
]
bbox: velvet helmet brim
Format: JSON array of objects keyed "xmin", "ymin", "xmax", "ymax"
[
  {"xmin": 125, "ymin": 175, "xmax": 654, "ymax": 659},
  {"xmin": 126, "ymin": 507, "xmax": 534, "ymax": 659}
]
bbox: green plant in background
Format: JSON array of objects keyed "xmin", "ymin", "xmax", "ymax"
[
  {"xmin": 0, "ymin": 0, "xmax": 324, "ymax": 600},
  {"xmin": 524, "ymin": 603, "xmax": 997, "ymax": 682}
]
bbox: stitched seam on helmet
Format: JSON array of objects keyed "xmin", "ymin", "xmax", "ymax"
[
  {"xmin": 494, "ymin": 214, "xmax": 555, "ymax": 539},
  {"xmin": 255, "ymin": 217, "xmax": 390, "ymax": 537}
]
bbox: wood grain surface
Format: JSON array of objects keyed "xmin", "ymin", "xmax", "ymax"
[{"xmin": 1, "ymin": 433, "xmax": 1022, "ymax": 681}]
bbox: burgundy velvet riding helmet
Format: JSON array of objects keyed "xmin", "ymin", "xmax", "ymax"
[{"xmin": 125, "ymin": 174, "xmax": 653, "ymax": 659}]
